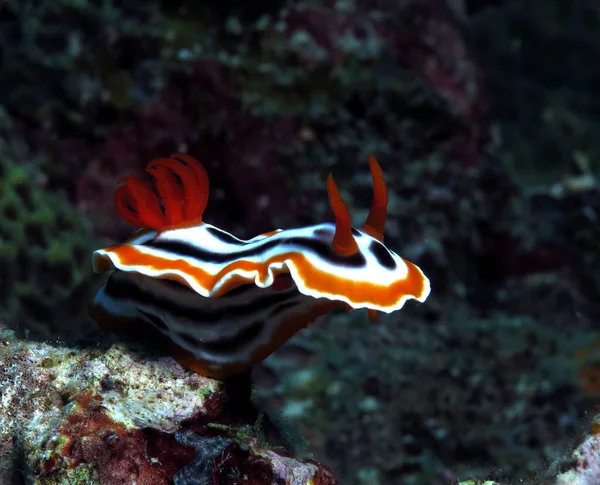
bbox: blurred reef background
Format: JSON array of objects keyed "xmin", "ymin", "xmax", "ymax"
[{"xmin": 1, "ymin": 0, "xmax": 600, "ymax": 483}]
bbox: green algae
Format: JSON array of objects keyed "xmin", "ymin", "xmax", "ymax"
[
  {"xmin": 39, "ymin": 463, "xmax": 98, "ymax": 485},
  {"xmin": 0, "ymin": 137, "xmax": 95, "ymax": 339}
]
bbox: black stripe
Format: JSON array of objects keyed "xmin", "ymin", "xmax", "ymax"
[
  {"xmin": 268, "ymin": 300, "xmax": 300, "ymax": 318},
  {"xmin": 176, "ymin": 320, "xmax": 265, "ymax": 353},
  {"xmin": 368, "ymin": 240, "xmax": 397, "ymax": 270},
  {"xmin": 158, "ymin": 275, "xmax": 255, "ymax": 299},
  {"xmin": 313, "ymin": 227, "xmax": 333, "ymax": 238},
  {"xmin": 146, "ymin": 236, "xmax": 367, "ymax": 268},
  {"xmin": 138, "ymin": 308, "xmax": 169, "ymax": 331},
  {"xmin": 104, "ymin": 272, "xmax": 299, "ymax": 325}
]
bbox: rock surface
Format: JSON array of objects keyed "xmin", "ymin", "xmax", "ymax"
[{"xmin": 0, "ymin": 329, "xmax": 338, "ymax": 484}]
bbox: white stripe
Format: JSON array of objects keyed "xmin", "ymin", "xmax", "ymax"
[{"xmin": 92, "ymin": 221, "xmax": 430, "ymax": 311}]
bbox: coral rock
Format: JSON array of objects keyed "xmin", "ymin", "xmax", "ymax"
[{"xmin": 0, "ymin": 328, "xmax": 338, "ymax": 485}]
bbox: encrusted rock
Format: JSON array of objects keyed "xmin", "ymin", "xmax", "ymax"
[{"xmin": 0, "ymin": 329, "xmax": 338, "ymax": 484}]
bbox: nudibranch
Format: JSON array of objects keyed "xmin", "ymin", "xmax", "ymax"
[{"xmin": 90, "ymin": 153, "xmax": 430, "ymax": 378}]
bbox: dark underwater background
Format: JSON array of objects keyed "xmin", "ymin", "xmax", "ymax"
[{"xmin": 1, "ymin": 0, "xmax": 599, "ymax": 483}]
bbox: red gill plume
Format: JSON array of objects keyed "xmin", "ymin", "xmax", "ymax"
[{"xmin": 114, "ymin": 153, "xmax": 209, "ymax": 231}]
